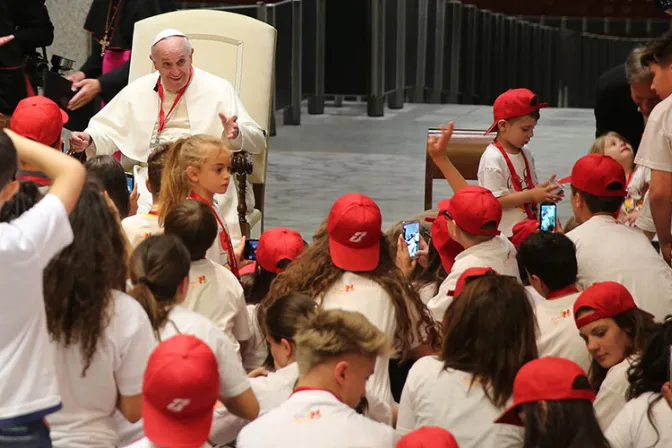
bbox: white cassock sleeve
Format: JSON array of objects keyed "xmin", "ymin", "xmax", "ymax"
[{"xmin": 221, "ymin": 84, "xmax": 266, "ymax": 155}]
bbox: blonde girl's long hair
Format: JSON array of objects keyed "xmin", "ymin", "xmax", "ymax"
[
  {"xmin": 589, "ymin": 131, "xmax": 629, "ymax": 155},
  {"xmin": 158, "ymin": 135, "xmax": 229, "ymax": 224}
]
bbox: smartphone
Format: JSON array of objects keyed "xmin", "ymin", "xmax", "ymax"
[
  {"xmin": 402, "ymin": 221, "xmax": 421, "ymax": 259},
  {"xmin": 244, "ymin": 239, "xmax": 259, "ymax": 261},
  {"xmin": 539, "ymin": 203, "xmax": 557, "ymax": 232},
  {"xmin": 125, "ymin": 172, "xmax": 134, "ymax": 193}
]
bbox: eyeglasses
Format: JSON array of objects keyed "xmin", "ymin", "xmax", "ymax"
[{"xmin": 443, "ymin": 210, "xmax": 453, "ymax": 221}]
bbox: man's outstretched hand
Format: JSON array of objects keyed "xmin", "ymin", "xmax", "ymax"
[
  {"xmin": 219, "ymin": 113, "xmax": 240, "ymax": 140},
  {"xmin": 0, "ymin": 35, "xmax": 14, "ymax": 47}
]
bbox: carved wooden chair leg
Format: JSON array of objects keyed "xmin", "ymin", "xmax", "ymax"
[{"xmin": 232, "ymin": 151, "xmax": 254, "ymax": 239}]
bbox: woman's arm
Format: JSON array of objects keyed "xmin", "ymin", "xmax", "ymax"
[
  {"xmin": 221, "ymin": 388, "xmax": 260, "ymax": 421},
  {"xmin": 117, "ymin": 393, "xmax": 143, "ymax": 423}
]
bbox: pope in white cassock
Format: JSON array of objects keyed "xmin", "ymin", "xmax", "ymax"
[{"xmin": 69, "ymin": 29, "xmax": 266, "ymax": 246}]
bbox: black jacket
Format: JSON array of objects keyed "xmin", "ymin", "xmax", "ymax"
[
  {"xmin": 594, "ymin": 64, "xmax": 645, "ymax": 152},
  {"xmin": 0, "ymin": 0, "xmax": 54, "ymax": 114},
  {"xmin": 80, "ymin": 0, "xmax": 176, "ymax": 103}
]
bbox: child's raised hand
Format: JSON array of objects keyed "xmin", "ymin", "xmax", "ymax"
[{"xmin": 427, "ymin": 121, "xmax": 454, "ymax": 160}]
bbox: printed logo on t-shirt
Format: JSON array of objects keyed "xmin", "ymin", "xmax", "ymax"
[
  {"xmin": 167, "ymin": 398, "xmax": 191, "ymax": 412},
  {"xmin": 551, "ymin": 309, "xmax": 572, "ymax": 326},
  {"xmin": 345, "ymin": 284, "xmax": 355, "ymax": 293},
  {"xmin": 506, "ymin": 166, "xmax": 533, "ymax": 192},
  {"xmin": 293, "ymin": 409, "xmax": 322, "ymax": 424}
]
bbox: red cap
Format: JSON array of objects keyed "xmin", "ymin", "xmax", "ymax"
[
  {"xmin": 486, "ymin": 88, "xmax": 547, "ymax": 134},
  {"xmin": 143, "ymin": 335, "xmax": 220, "ymax": 448},
  {"xmin": 451, "ymin": 267, "xmax": 497, "ymax": 297},
  {"xmin": 328, "ymin": 193, "xmax": 382, "ymax": 272},
  {"xmin": 509, "ymin": 219, "xmax": 539, "ymax": 249},
  {"xmin": 429, "ymin": 205, "xmax": 464, "ymax": 273},
  {"xmin": 10, "ymin": 96, "xmax": 68, "ymax": 146},
  {"xmin": 558, "ymin": 154, "xmax": 626, "ymax": 197},
  {"xmin": 443, "ymin": 186, "xmax": 502, "ymax": 236},
  {"xmin": 256, "ymin": 228, "xmax": 305, "ymax": 273},
  {"xmin": 495, "ymin": 357, "xmax": 595, "ymax": 426},
  {"xmin": 397, "ymin": 427, "xmax": 459, "ymax": 448},
  {"xmin": 573, "ymin": 281, "xmax": 638, "ymax": 329}
]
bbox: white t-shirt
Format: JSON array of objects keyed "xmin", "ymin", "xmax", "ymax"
[
  {"xmin": 47, "ymin": 291, "xmax": 156, "ymax": 448},
  {"xmin": 635, "ymin": 93, "xmax": 672, "ymax": 173},
  {"xmin": 184, "ymin": 259, "xmax": 251, "ymax": 353},
  {"xmin": 125, "ymin": 437, "xmax": 209, "ymax": 448},
  {"xmin": 205, "ymin": 199, "xmax": 241, "ymax": 268},
  {"xmin": 534, "ymin": 292, "xmax": 591, "ymax": 374},
  {"xmin": 621, "ymin": 166, "xmax": 650, "ymax": 221},
  {"xmin": 524, "ymin": 285, "xmax": 545, "ymax": 309},
  {"xmin": 606, "ymin": 392, "xmax": 672, "ymax": 448},
  {"xmin": 594, "ymin": 357, "xmax": 633, "ymax": 431},
  {"xmin": 121, "ymin": 212, "xmax": 162, "ymax": 248},
  {"xmin": 160, "ymin": 305, "xmax": 251, "ymax": 399},
  {"xmin": 427, "ymin": 235, "xmax": 521, "ymax": 322},
  {"xmin": 320, "ymin": 272, "xmax": 424, "ymax": 406},
  {"xmin": 241, "ymin": 304, "xmax": 268, "ymax": 372},
  {"xmin": 397, "ymin": 356, "xmax": 524, "ymax": 448},
  {"xmin": 210, "ymin": 362, "xmax": 300, "ymax": 445},
  {"xmin": 0, "ymin": 194, "xmax": 73, "ymax": 425},
  {"xmin": 417, "ymin": 282, "xmax": 438, "ymax": 306},
  {"xmin": 237, "ymin": 390, "xmax": 398, "ymax": 448},
  {"xmin": 567, "ymin": 215, "xmax": 672, "ymax": 321},
  {"xmin": 478, "ymin": 143, "xmax": 539, "ymax": 237}
]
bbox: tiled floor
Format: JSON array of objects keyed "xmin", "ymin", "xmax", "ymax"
[{"xmin": 263, "ymin": 102, "xmax": 596, "ymax": 238}]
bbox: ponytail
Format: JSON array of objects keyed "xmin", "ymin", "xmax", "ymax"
[
  {"xmin": 128, "ymin": 235, "xmax": 192, "ymax": 339},
  {"xmin": 158, "ymin": 135, "xmax": 230, "ymax": 224}
]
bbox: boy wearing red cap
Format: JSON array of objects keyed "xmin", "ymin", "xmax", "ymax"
[
  {"xmin": 478, "ymin": 88, "xmax": 561, "ymax": 237},
  {"xmin": 10, "ymin": 97, "xmax": 69, "ymax": 193},
  {"xmin": 427, "ymin": 186, "xmax": 521, "ymax": 322},
  {"xmin": 562, "ymin": 153, "xmax": 672, "ymax": 321}
]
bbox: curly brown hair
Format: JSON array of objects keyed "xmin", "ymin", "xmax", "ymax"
[
  {"xmin": 264, "ymin": 232, "xmax": 440, "ymax": 361},
  {"xmin": 43, "ymin": 182, "xmax": 128, "ymax": 376}
]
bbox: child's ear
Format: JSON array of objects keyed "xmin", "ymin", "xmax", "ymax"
[
  {"xmin": 185, "ymin": 165, "xmax": 199, "ymax": 183},
  {"xmin": 497, "ymin": 119, "xmax": 508, "ymax": 133},
  {"xmin": 0, "ymin": 180, "xmax": 19, "ymax": 203}
]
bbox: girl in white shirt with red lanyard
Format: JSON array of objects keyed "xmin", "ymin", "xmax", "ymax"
[
  {"xmin": 158, "ymin": 135, "xmax": 245, "ymax": 276},
  {"xmin": 573, "ymin": 281, "xmax": 657, "ymax": 431},
  {"xmin": 43, "ymin": 182, "xmax": 156, "ymax": 448},
  {"xmin": 606, "ymin": 319, "xmax": 672, "ymax": 447},
  {"xmin": 397, "ymin": 272, "xmax": 535, "ymax": 447},
  {"xmin": 478, "ymin": 88, "xmax": 562, "ymax": 237}
]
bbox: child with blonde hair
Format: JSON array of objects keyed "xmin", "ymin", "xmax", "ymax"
[
  {"xmin": 589, "ymin": 132, "xmax": 649, "ymax": 226},
  {"xmin": 159, "ymin": 134, "xmax": 245, "ymax": 276}
]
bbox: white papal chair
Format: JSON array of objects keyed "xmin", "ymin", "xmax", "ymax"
[{"xmin": 129, "ymin": 9, "xmax": 277, "ymax": 237}]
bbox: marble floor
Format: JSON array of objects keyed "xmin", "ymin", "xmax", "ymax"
[{"xmin": 263, "ymin": 102, "xmax": 596, "ymax": 239}]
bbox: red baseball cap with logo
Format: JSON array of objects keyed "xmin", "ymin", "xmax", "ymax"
[
  {"xmin": 10, "ymin": 96, "xmax": 68, "ymax": 147},
  {"xmin": 573, "ymin": 281, "xmax": 641, "ymax": 329},
  {"xmin": 509, "ymin": 219, "xmax": 539, "ymax": 249},
  {"xmin": 143, "ymin": 335, "xmax": 220, "ymax": 448},
  {"xmin": 428, "ymin": 206, "xmax": 464, "ymax": 273},
  {"xmin": 450, "ymin": 267, "xmax": 497, "ymax": 297},
  {"xmin": 496, "ymin": 357, "xmax": 595, "ymax": 426},
  {"xmin": 256, "ymin": 227, "xmax": 305, "ymax": 273},
  {"xmin": 558, "ymin": 154, "xmax": 626, "ymax": 197},
  {"xmin": 397, "ymin": 426, "xmax": 459, "ymax": 448},
  {"xmin": 328, "ymin": 193, "xmax": 382, "ymax": 272},
  {"xmin": 485, "ymin": 88, "xmax": 547, "ymax": 134},
  {"xmin": 443, "ymin": 186, "xmax": 502, "ymax": 236}
]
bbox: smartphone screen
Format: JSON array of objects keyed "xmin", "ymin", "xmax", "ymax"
[
  {"xmin": 244, "ymin": 239, "xmax": 259, "ymax": 261},
  {"xmin": 402, "ymin": 221, "xmax": 421, "ymax": 259},
  {"xmin": 539, "ymin": 203, "xmax": 557, "ymax": 232},
  {"xmin": 125, "ymin": 172, "xmax": 134, "ymax": 193}
]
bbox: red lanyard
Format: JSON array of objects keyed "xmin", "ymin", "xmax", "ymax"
[
  {"xmin": 188, "ymin": 192, "xmax": 239, "ymax": 277},
  {"xmin": 493, "ymin": 140, "xmax": 537, "ymax": 219},
  {"xmin": 147, "ymin": 209, "xmax": 159, "ymax": 216},
  {"xmin": 625, "ymin": 169, "xmax": 635, "ymax": 190},
  {"xmin": 156, "ymin": 67, "xmax": 193, "ymax": 133},
  {"xmin": 547, "ymin": 285, "xmax": 579, "ymax": 300},
  {"xmin": 17, "ymin": 174, "xmax": 50, "ymax": 186}
]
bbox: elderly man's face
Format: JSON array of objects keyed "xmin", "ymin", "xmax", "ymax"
[
  {"xmin": 630, "ymin": 80, "xmax": 660, "ymax": 118},
  {"xmin": 648, "ymin": 62, "xmax": 672, "ymax": 102},
  {"xmin": 151, "ymin": 37, "xmax": 193, "ymax": 92}
]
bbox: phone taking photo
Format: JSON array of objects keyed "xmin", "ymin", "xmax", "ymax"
[
  {"xmin": 402, "ymin": 221, "xmax": 421, "ymax": 259},
  {"xmin": 244, "ymin": 239, "xmax": 259, "ymax": 261},
  {"xmin": 539, "ymin": 203, "xmax": 557, "ymax": 232},
  {"xmin": 125, "ymin": 172, "xmax": 134, "ymax": 193}
]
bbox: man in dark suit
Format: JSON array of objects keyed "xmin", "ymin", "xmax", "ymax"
[{"xmin": 594, "ymin": 47, "xmax": 660, "ymax": 153}]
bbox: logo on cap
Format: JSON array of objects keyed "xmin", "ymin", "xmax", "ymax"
[{"xmin": 167, "ymin": 398, "xmax": 191, "ymax": 413}]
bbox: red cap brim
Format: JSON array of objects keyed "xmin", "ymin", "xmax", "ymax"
[
  {"xmin": 495, "ymin": 403, "xmax": 524, "ymax": 426},
  {"xmin": 558, "ymin": 176, "xmax": 572, "ymax": 184},
  {"xmin": 143, "ymin": 399, "xmax": 213, "ymax": 448},
  {"xmin": 329, "ymin": 237, "xmax": 380, "ymax": 272},
  {"xmin": 60, "ymin": 109, "xmax": 69, "ymax": 124}
]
